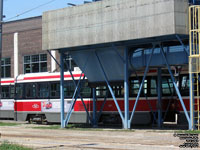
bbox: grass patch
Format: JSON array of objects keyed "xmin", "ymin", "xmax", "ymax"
[
  {"xmin": 32, "ymin": 125, "xmax": 60, "ymax": 130},
  {"xmin": 0, "ymin": 141, "xmax": 33, "ymax": 150},
  {"xmin": 175, "ymin": 130, "xmax": 200, "ymax": 134},
  {"xmin": 0, "ymin": 122, "xmax": 18, "ymax": 126}
]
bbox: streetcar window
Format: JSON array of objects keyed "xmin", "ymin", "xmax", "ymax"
[
  {"xmin": 150, "ymin": 78, "xmax": 157, "ymax": 96},
  {"xmin": 64, "ymin": 81, "xmax": 75, "ymax": 98},
  {"xmin": 15, "ymin": 84, "xmax": 23, "ymax": 99},
  {"xmin": 10, "ymin": 86, "xmax": 15, "ymax": 98},
  {"xmin": 80, "ymin": 82, "xmax": 91, "ymax": 98},
  {"xmin": 181, "ymin": 75, "xmax": 189, "ymax": 96},
  {"xmin": 144, "ymin": 80, "xmax": 147, "ymax": 95},
  {"xmin": 50, "ymin": 82, "xmax": 60, "ymax": 98},
  {"xmin": 112, "ymin": 85, "xmax": 123, "ymax": 97},
  {"xmin": 96, "ymin": 86, "xmax": 107, "ymax": 97},
  {"xmin": 162, "ymin": 77, "xmax": 174, "ymax": 95},
  {"xmin": 1, "ymin": 86, "xmax": 10, "ymax": 99},
  {"xmin": 25, "ymin": 83, "xmax": 37, "ymax": 98},
  {"xmin": 130, "ymin": 79, "xmax": 140, "ymax": 96},
  {"xmin": 38, "ymin": 83, "xmax": 49, "ymax": 98}
]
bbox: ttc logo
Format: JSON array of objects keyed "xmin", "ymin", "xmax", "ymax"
[{"xmin": 32, "ymin": 104, "xmax": 39, "ymax": 109}]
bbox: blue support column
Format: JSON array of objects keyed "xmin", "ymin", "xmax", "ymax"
[
  {"xmin": 160, "ymin": 46, "xmax": 191, "ymax": 127},
  {"xmin": 189, "ymin": 73, "xmax": 194, "ymax": 130},
  {"xmin": 157, "ymin": 67, "xmax": 162, "ymax": 128},
  {"xmin": 129, "ymin": 45, "xmax": 155, "ymax": 125},
  {"xmin": 60, "ymin": 51, "xmax": 65, "ymax": 128},
  {"xmin": 124, "ymin": 48, "xmax": 129, "ymax": 129},
  {"xmin": 93, "ymin": 88, "xmax": 97, "ymax": 127}
]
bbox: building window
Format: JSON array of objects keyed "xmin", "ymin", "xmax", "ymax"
[
  {"xmin": 1, "ymin": 58, "xmax": 11, "ymax": 78},
  {"xmin": 64, "ymin": 54, "xmax": 77, "ymax": 71},
  {"xmin": 24, "ymin": 54, "xmax": 47, "ymax": 73}
]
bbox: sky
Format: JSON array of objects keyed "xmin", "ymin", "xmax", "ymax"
[{"xmin": 3, "ymin": 0, "xmax": 89, "ymax": 22}]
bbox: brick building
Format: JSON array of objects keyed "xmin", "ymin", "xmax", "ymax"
[{"xmin": 1, "ymin": 16, "xmax": 62, "ymax": 79}]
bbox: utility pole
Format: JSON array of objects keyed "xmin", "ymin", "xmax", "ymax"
[{"xmin": 0, "ymin": 0, "xmax": 3, "ymax": 101}]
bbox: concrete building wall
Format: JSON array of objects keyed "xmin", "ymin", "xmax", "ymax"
[{"xmin": 42, "ymin": 0, "xmax": 188, "ymax": 51}]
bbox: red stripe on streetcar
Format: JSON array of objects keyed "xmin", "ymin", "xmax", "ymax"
[
  {"xmin": 23, "ymin": 74, "xmax": 84, "ymax": 80},
  {"xmin": 14, "ymin": 102, "xmax": 41, "ymax": 112},
  {"xmin": 0, "ymin": 80, "xmax": 14, "ymax": 84},
  {"xmin": 74, "ymin": 99, "xmax": 158, "ymax": 112},
  {"xmin": 13, "ymin": 99, "xmax": 193, "ymax": 112}
]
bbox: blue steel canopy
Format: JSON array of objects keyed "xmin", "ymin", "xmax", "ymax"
[{"xmin": 69, "ymin": 43, "xmax": 189, "ymax": 83}]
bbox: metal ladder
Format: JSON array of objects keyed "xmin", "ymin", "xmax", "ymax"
[{"xmin": 189, "ymin": 5, "xmax": 200, "ymax": 130}]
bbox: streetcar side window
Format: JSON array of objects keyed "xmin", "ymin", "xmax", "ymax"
[
  {"xmin": 150, "ymin": 78, "xmax": 157, "ymax": 96},
  {"xmin": 96, "ymin": 86, "xmax": 107, "ymax": 97},
  {"xmin": 38, "ymin": 82, "xmax": 49, "ymax": 98},
  {"xmin": 112, "ymin": 85, "xmax": 123, "ymax": 97},
  {"xmin": 162, "ymin": 77, "xmax": 174, "ymax": 96},
  {"xmin": 144, "ymin": 80, "xmax": 147, "ymax": 95},
  {"xmin": 15, "ymin": 84, "xmax": 24, "ymax": 99},
  {"xmin": 130, "ymin": 79, "xmax": 140, "ymax": 97},
  {"xmin": 1, "ymin": 86, "xmax": 10, "ymax": 99},
  {"xmin": 181, "ymin": 75, "xmax": 189, "ymax": 96},
  {"xmin": 80, "ymin": 82, "xmax": 92, "ymax": 98},
  {"xmin": 64, "ymin": 81, "xmax": 75, "ymax": 98},
  {"xmin": 50, "ymin": 82, "xmax": 60, "ymax": 98},
  {"xmin": 25, "ymin": 83, "xmax": 37, "ymax": 98},
  {"xmin": 10, "ymin": 86, "xmax": 15, "ymax": 99}
]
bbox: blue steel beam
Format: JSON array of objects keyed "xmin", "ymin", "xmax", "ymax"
[
  {"xmin": 80, "ymin": 88, "xmax": 94, "ymax": 125},
  {"xmin": 157, "ymin": 67, "xmax": 162, "ymax": 128},
  {"xmin": 47, "ymin": 50, "xmax": 61, "ymax": 67},
  {"xmin": 160, "ymin": 46, "xmax": 191, "ymax": 128},
  {"xmin": 93, "ymin": 88, "xmax": 97, "ymax": 127},
  {"xmin": 62, "ymin": 53, "xmax": 94, "ymax": 126},
  {"xmin": 189, "ymin": 73, "xmax": 194, "ymax": 130},
  {"xmin": 129, "ymin": 44, "xmax": 156, "ymax": 125},
  {"xmin": 63, "ymin": 54, "xmax": 93, "ymax": 124},
  {"xmin": 163, "ymin": 79, "xmax": 173, "ymax": 121},
  {"xmin": 60, "ymin": 51, "xmax": 65, "ymax": 128},
  {"xmin": 96, "ymin": 90, "xmax": 108, "ymax": 123},
  {"xmin": 134, "ymin": 71, "xmax": 157, "ymax": 124},
  {"xmin": 176, "ymin": 35, "xmax": 189, "ymax": 56},
  {"xmin": 64, "ymin": 75, "xmax": 86, "ymax": 126},
  {"xmin": 111, "ymin": 44, "xmax": 125, "ymax": 63},
  {"xmin": 124, "ymin": 47, "xmax": 129, "ymax": 129},
  {"xmin": 95, "ymin": 51, "xmax": 125, "ymax": 126}
]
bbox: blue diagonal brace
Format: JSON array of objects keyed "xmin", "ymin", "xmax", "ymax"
[
  {"xmin": 47, "ymin": 50, "xmax": 61, "ymax": 67},
  {"xmin": 96, "ymin": 90, "xmax": 108, "ymax": 123},
  {"xmin": 63, "ymin": 56, "xmax": 93, "ymax": 125},
  {"xmin": 64, "ymin": 75, "xmax": 86, "ymax": 126},
  {"xmin": 160, "ymin": 46, "xmax": 191, "ymax": 127},
  {"xmin": 111, "ymin": 44, "xmax": 125, "ymax": 63},
  {"xmin": 95, "ymin": 51, "xmax": 125, "ymax": 125},
  {"xmin": 176, "ymin": 35, "xmax": 189, "ymax": 56},
  {"xmin": 129, "ymin": 44, "xmax": 155, "ymax": 125}
]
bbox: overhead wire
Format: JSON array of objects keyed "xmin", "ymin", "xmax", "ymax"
[{"xmin": 4, "ymin": 0, "xmax": 57, "ymax": 22}]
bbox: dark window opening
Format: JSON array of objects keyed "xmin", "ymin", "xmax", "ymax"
[
  {"xmin": 24, "ymin": 54, "xmax": 47, "ymax": 73},
  {"xmin": 1, "ymin": 58, "xmax": 11, "ymax": 78}
]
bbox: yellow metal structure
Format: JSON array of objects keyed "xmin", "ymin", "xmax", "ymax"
[{"xmin": 189, "ymin": 6, "xmax": 200, "ymax": 130}]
